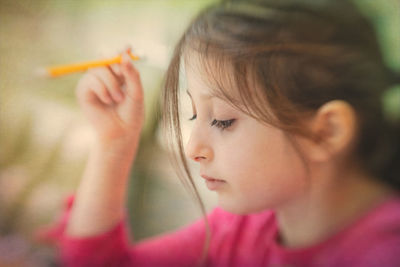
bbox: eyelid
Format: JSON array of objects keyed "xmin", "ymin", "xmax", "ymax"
[
  {"xmin": 188, "ymin": 113, "xmax": 236, "ymax": 131},
  {"xmin": 211, "ymin": 119, "xmax": 236, "ymax": 130}
]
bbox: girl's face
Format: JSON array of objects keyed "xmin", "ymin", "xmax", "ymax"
[{"xmin": 184, "ymin": 61, "xmax": 309, "ymax": 214}]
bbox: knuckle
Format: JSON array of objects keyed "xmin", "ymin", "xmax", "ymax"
[
  {"xmin": 84, "ymin": 72, "xmax": 98, "ymax": 85},
  {"xmin": 87, "ymin": 67, "xmax": 102, "ymax": 74},
  {"xmin": 76, "ymin": 77, "xmax": 89, "ymax": 95},
  {"xmin": 100, "ymin": 87, "xmax": 109, "ymax": 98},
  {"xmin": 100, "ymin": 87, "xmax": 112, "ymax": 101}
]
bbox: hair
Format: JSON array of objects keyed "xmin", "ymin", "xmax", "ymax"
[{"xmin": 161, "ymin": 0, "xmax": 400, "ymax": 264}]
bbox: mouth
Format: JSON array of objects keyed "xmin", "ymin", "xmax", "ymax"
[{"xmin": 201, "ymin": 175, "xmax": 226, "ymax": 190}]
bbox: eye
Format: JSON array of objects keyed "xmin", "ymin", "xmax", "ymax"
[{"xmin": 211, "ymin": 119, "xmax": 236, "ymax": 130}]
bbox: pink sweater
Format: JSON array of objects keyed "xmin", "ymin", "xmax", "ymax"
[{"xmin": 40, "ymin": 195, "xmax": 400, "ymax": 267}]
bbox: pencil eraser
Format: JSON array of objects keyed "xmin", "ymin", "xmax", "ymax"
[{"xmin": 34, "ymin": 68, "xmax": 50, "ymax": 78}]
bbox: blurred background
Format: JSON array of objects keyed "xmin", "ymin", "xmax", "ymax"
[{"xmin": 0, "ymin": 0, "xmax": 398, "ymax": 266}]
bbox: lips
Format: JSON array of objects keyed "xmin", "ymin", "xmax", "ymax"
[
  {"xmin": 200, "ymin": 174, "xmax": 226, "ymax": 190},
  {"xmin": 200, "ymin": 174, "xmax": 225, "ymax": 182}
]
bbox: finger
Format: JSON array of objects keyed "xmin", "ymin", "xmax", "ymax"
[
  {"xmin": 114, "ymin": 45, "xmax": 132, "ymax": 76},
  {"xmin": 84, "ymin": 73, "xmax": 114, "ymax": 105},
  {"xmin": 88, "ymin": 67, "xmax": 124, "ymax": 103},
  {"xmin": 119, "ymin": 45, "xmax": 132, "ymax": 54},
  {"xmin": 120, "ymin": 52, "xmax": 144, "ymax": 102},
  {"xmin": 124, "ymin": 45, "xmax": 132, "ymax": 54},
  {"xmin": 109, "ymin": 64, "xmax": 123, "ymax": 78}
]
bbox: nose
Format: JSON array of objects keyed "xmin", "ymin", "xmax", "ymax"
[{"xmin": 185, "ymin": 127, "xmax": 213, "ymax": 163}]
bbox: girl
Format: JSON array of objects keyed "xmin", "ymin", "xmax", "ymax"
[{"xmin": 43, "ymin": 0, "xmax": 400, "ymax": 266}]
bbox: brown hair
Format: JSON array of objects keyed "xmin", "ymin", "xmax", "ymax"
[{"xmin": 162, "ymin": 0, "xmax": 400, "ymax": 263}]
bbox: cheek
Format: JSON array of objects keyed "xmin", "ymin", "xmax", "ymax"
[
  {"xmin": 221, "ymin": 126, "xmax": 298, "ymax": 178},
  {"xmin": 217, "ymin": 127, "xmax": 308, "ymax": 212}
]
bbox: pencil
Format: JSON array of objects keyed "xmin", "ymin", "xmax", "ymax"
[{"xmin": 39, "ymin": 52, "xmax": 140, "ymax": 77}]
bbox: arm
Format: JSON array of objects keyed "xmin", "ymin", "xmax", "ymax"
[
  {"xmin": 66, "ymin": 136, "xmax": 137, "ymax": 236},
  {"xmin": 66, "ymin": 49, "xmax": 144, "ymax": 237},
  {"xmin": 55, "ymin": 49, "xmax": 216, "ymax": 266}
]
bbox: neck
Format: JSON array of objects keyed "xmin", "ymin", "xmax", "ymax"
[{"xmin": 275, "ymin": 164, "xmax": 394, "ymax": 248}]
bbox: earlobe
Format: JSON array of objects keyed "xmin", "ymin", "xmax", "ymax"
[{"xmin": 306, "ymin": 100, "xmax": 358, "ymax": 162}]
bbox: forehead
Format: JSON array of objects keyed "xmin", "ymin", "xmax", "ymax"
[
  {"xmin": 183, "ymin": 49, "xmax": 242, "ymax": 102},
  {"xmin": 182, "ymin": 49, "xmax": 280, "ymax": 129}
]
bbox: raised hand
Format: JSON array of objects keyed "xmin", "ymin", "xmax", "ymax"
[{"xmin": 75, "ymin": 49, "xmax": 144, "ymax": 145}]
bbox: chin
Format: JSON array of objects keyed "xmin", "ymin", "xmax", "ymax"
[{"xmin": 217, "ymin": 197, "xmax": 271, "ymax": 215}]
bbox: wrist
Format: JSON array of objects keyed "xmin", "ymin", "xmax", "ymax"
[{"xmin": 92, "ymin": 134, "xmax": 140, "ymax": 160}]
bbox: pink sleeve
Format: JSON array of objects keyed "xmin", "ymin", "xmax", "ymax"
[
  {"xmin": 348, "ymin": 238, "xmax": 400, "ymax": 267},
  {"xmin": 61, "ymin": 221, "xmax": 131, "ymax": 266},
  {"xmin": 38, "ymin": 195, "xmax": 213, "ymax": 267}
]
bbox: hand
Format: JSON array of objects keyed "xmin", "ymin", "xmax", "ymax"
[{"xmin": 76, "ymin": 49, "xmax": 145, "ymax": 145}]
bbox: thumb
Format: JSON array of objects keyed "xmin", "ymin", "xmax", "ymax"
[{"xmin": 120, "ymin": 52, "xmax": 143, "ymax": 102}]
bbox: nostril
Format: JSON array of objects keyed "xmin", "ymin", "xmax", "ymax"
[{"xmin": 194, "ymin": 156, "xmax": 205, "ymax": 162}]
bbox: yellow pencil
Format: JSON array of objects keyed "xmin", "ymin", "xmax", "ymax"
[{"xmin": 38, "ymin": 52, "xmax": 140, "ymax": 77}]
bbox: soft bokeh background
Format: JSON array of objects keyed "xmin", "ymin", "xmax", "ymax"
[{"xmin": 0, "ymin": 0, "xmax": 398, "ymax": 266}]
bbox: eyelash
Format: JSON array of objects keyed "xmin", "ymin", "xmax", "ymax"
[{"xmin": 189, "ymin": 114, "xmax": 236, "ymax": 130}]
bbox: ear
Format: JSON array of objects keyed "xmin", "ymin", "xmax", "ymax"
[{"xmin": 303, "ymin": 100, "xmax": 358, "ymax": 162}]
